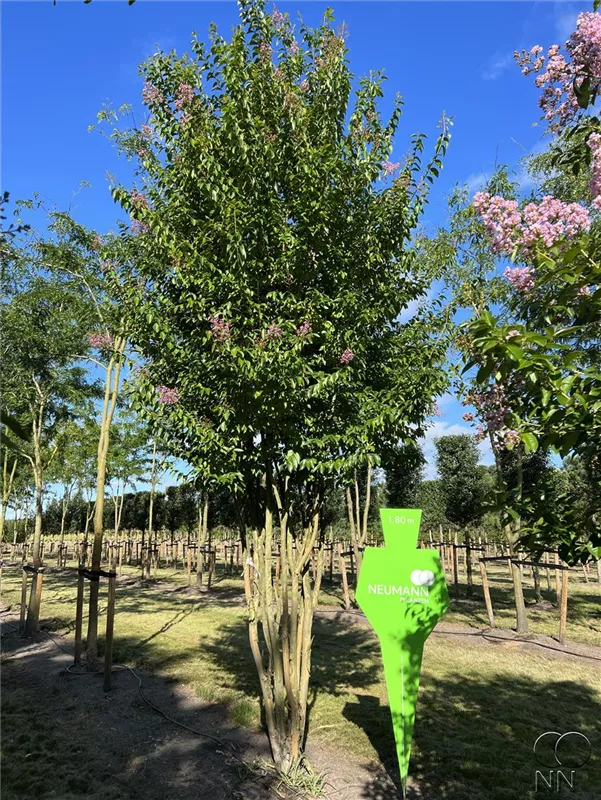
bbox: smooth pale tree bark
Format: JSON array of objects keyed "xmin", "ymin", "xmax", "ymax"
[
  {"xmin": 144, "ymin": 441, "xmax": 157, "ymax": 580},
  {"xmin": 346, "ymin": 461, "xmax": 373, "ymax": 582},
  {"xmin": 195, "ymin": 492, "xmax": 210, "ymax": 590},
  {"xmin": 491, "ymin": 436, "xmax": 528, "ymax": 635},
  {"xmin": 243, "ymin": 469, "xmax": 324, "ymax": 773},
  {"xmin": 0, "ymin": 453, "xmax": 18, "ymax": 543},
  {"xmin": 24, "ymin": 390, "xmax": 48, "ymax": 636},
  {"xmin": 86, "ymin": 336, "xmax": 125, "ymax": 667}
]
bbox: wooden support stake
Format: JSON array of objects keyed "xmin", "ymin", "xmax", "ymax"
[
  {"xmin": 33, "ymin": 571, "xmax": 44, "ymax": 635},
  {"xmin": 103, "ymin": 575, "xmax": 116, "ymax": 692},
  {"xmin": 558, "ymin": 567, "xmax": 569, "ymax": 645},
  {"xmin": 20, "ymin": 569, "xmax": 28, "ymax": 630},
  {"xmin": 187, "ymin": 547, "xmax": 192, "ymax": 587},
  {"xmin": 338, "ymin": 543, "xmax": 350, "ymax": 611},
  {"xmin": 74, "ymin": 572, "xmax": 85, "ymax": 665},
  {"xmin": 554, "ymin": 551, "xmax": 562, "ymax": 607},
  {"xmin": 479, "ymin": 560, "xmax": 495, "ymax": 628},
  {"xmin": 452, "ymin": 543, "xmax": 458, "ymax": 591}
]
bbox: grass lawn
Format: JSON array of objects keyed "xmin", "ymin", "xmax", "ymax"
[{"xmin": 1, "ymin": 561, "xmax": 600, "ymax": 799}]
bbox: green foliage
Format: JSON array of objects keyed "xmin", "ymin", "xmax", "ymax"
[
  {"xmin": 101, "ymin": 0, "xmax": 450, "ymax": 502},
  {"xmin": 435, "ymin": 435, "xmax": 483, "ymax": 528},
  {"xmin": 381, "ymin": 441, "xmax": 425, "ymax": 508}
]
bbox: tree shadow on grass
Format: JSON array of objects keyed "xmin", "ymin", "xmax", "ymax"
[{"xmin": 346, "ymin": 669, "xmax": 601, "ymax": 800}]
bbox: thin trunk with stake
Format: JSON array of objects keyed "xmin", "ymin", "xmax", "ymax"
[{"xmin": 86, "ymin": 336, "xmax": 125, "ymax": 667}]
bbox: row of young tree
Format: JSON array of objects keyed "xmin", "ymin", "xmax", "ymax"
[{"xmin": 1, "ymin": 0, "xmax": 599, "ymax": 775}]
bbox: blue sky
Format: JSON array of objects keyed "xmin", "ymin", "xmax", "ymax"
[{"xmin": 2, "ymin": 0, "xmax": 588, "ymax": 484}]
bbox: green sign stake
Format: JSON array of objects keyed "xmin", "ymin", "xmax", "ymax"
[{"xmin": 356, "ymin": 508, "xmax": 449, "ymax": 795}]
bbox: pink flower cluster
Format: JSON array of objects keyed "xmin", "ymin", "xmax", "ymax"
[
  {"xmin": 462, "ymin": 412, "xmax": 475, "ymax": 422},
  {"xmin": 504, "ymin": 266, "xmax": 536, "ymax": 292},
  {"xmin": 131, "ymin": 190, "xmax": 150, "ymax": 210},
  {"xmin": 174, "ymin": 83, "xmax": 194, "ymax": 110},
  {"xmin": 271, "ymin": 7, "xmax": 286, "ymax": 27},
  {"xmin": 505, "ymin": 329, "xmax": 520, "ymax": 339},
  {"xmin": 515, "ymin": 12, "xmax": 601, "ymax": 131},
  {"xmin": 142, "ymin": 82, "xmax": 164, "ymax": 105},
  {"xmin": 89, "ymin": 332, "xmax": 114, "ymax": 350},
  {"xmin": 210, "ymin": 316, "xmax": 232, "ymax": 342},
  {"xmin": 266, "ymin": 324, "xmax": 282, "ymax": 340},
  {"xmin": 299, "ymin": 79, "xmax": 310, "ymax": 92},
  {"xmin": 157, "ymin": 385, "xmax": 179, "ymax": 405},
  {"xmin": 473, "ymin": 192, "xmax": 590, "ymax": 258},
  {"xmin": 99, "ymin": 261, "xmax": 116, "ymax": 273},
  {"xmin": 259, "ymin": 41, "xmax": 272, "ymax": 60},
  {"xmin": 140, "ymin": 124, "xmax": 153, "ymax": 138},
  {"xmin": 131, "ymin": 220, "xmax": 149, "ymax": 236},
  {"xmin": 296, "ymin": 320, "xmax": 311, "ymax": 336},
  {"xmin": 180, "ymin": 111, "xmax": 192, "ymax": 126},
  {"xmin": 382, "ymin": 161, "xmax": 400, "ymax": 176},
  {"xmin": 464, "ymin": 383, "xmax": 509, "ymax": 437},
  {"xmin": 340, "ymin": 348, "xmax": 354, "ymax": 365},
  {"xmin": 587, "ymin": 132, "xmax": 601, "ymax": 209},
  {"xmin": 288, "ymin": 40, "xmax": 299, "ymax": 56}
]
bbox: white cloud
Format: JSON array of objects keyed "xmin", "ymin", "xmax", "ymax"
[
  {"xmin": 420, "ymin": 421, "xmax": 493, "ymax": 480},
  {"xmin": 465, "ymin": 170, "xmax": 491, "ymax": 193},
  {"xmin": 481, "ymin": 52, "xmax": 513, "ymax": 81},
  {"xmin": 553, "ymin": 3, "xmax": 580, "ymax": 44}
]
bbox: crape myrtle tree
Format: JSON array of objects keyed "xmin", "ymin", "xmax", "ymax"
[
  {"xmin": 100, "ymin": 0, "xmax": 450, "ymax": 772},
  {"xmin": 464, "ymin": 9, "xmax": 601, "ymax": 566}
]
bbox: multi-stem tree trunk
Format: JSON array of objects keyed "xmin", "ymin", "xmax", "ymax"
[
  {"xmin": 0, "ymin": 453, "xmax": 18, "ymax": 543},
  {"xmin": 346, "ymin": 462, "xmax": 372, "ymax": 583},
  {"xmin": 491, "ymin": 435, "xmax": 528, "ymax": 635},
  {"xmin": 24, "ymin": 402, "xmax": 45, "ymax": 637},
  {"xmin": 86, "ymin": 336, "xmax": 124, "ymax": 667},
  {"xmin": 145, "ymin": 441, "xmax": 157, "ymax": 580},
  {"xmin": 195, "ymin": 493, "xmax": 210, "ymax": 590},
  {"xmin": 243, "ymin": 469, "xmax": 324, "ymax": 774}
]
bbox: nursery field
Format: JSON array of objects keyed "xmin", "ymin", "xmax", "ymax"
[{"xmin": 2, "ymin": 563, "xmax": 600, "ymax": 800}]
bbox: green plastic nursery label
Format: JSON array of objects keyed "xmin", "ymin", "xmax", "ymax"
[{"xmin": 356, "ymin": 509, "xmax": 449, "ymax": 795}]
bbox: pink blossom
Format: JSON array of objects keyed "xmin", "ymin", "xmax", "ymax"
[
  {"xmin": 259, "ymin": 41, "xmax": 272, "ymax": 60},
  {"xmin": 474, "ymin": 425, "xmax": 487, "ymax": 443},
  {"xmin": 174, "ymin": 83, "xmax": 194, "ymax": 111},
  {"xmin": 505, "ymin": 329, "xmax": 520, "ymax": 339},
  {"xmin": 141, "ymin": 124, "xmax": 153, "ymax": 138},
  {"xmin": 462, "ymin": 412, "xmax": 475, "ymax": 422},
  {"xmin": 157, "ymin": 385, "xmax": 179, "ymax": 405},
  {"xmin": 131, "ymin": 219, "xmax": 149, "ymax": 235},
  {"xmin": 515, "ymin": 12, "xmax": 601, "ymax": 132},
  {"xmin": 504, "ymin": 266, "xmax": 536, "ymax": 292},
  {"xmin": 180, "ymin": 111, "xmax": 192, "ymax": 126},
  {"xmin": 210, "ymin": 316, "xmax": 232, "ymax": 342},
  {"xmin": 89, "ymin": 332, "xmax": 114, "ymax": 350},
  {"xmin": 474, "ymin": 192, "xmax": 589, "ymax": 257},
  {"xmin": 271, "ymin": 7, "xmax": 286, "ymax": 27},
  {"xmin": 142, "ymin": 82, "xmax": 164, "ymax": 105},
  {"xmin": 300, "ymin": 79, "xmax": 310, "ymax": 92},
  {"xmin": 90, "ymin": 235, "xmax": 103, "ymax": 250},
  {"xmin": 382, "ymin": 161, "xmax": 401, "ymax": 176},
  {"xmin": 288, "ymin": 40, "xmax": 299, "ymax": 56},
  {"xmin": 99, "ymin": 261, "xmax": 116, "ymax": 273},
  {"xmin": 131, "ymin": 190, "xmax": 150, "ymax": 210},
  {"xmin": 138, "ymin": 149, "xmax": 149, "ymax": 160},
  {"xmin": 266, "ymin": 324, "xmax": 282, "ymax": 340},
  {"xmin": 503, "ymin": 269, "xmax": 535, "ymax": 298},
  {"xmin": 340, "ymin": 348, "xmax": 354, "ymax": 365},
  {"xmin": 578, "ymin": 285, "xmax": 592, "ymax": 296},
  {"xmin": 296, "ymin": 320, "xmax": 311, "ymax": 336}
]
